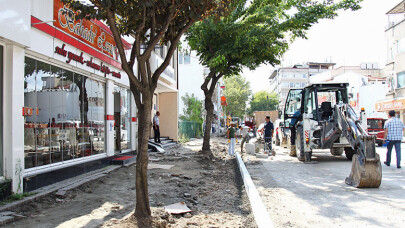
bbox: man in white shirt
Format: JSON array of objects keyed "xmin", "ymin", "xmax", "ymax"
[
  {"xmin": 153, "ymin": 111, "xmax": 161, "ymax": 143},
  {"xmin": 240, "ymin": 126, "xmax": 251, "ymax": 152}
]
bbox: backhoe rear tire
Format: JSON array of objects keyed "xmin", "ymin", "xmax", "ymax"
[
  {"xmin": 296, "ymin": 126, "xmax": 305, "ymax": 161},
  {"xmin": 344, "ymin": 147, "xmax": 356, "ymax": 160},
  {"xmin": 331, "ymin": 147, "xmax": 344, "ymax": 156}
]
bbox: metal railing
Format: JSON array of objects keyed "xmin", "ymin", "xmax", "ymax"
[{"xmin": 179, "ymin": 121, "xmax": 203, "ymax": 139}]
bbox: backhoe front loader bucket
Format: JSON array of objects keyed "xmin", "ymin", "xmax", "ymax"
[
  {"xmin": 345, "ymin": 136, "xmax": 382, "ymax": 188},
  {"xmin": 345, "ymin": 154, "xmax": 382, "ymax": 188}
]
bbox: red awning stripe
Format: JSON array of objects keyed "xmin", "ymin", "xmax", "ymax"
[{"xmin": 31, "ymin": 16, "xmax": 123, "ymax": 69}]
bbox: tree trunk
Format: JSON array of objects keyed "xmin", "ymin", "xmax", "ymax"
[
  {"xmin": 202, "ymin": 94, "xmax": 214, "ymax": 153},
  {"xmin": 134, "ymin": 95, "xmax": 153, "ymax": 227}
]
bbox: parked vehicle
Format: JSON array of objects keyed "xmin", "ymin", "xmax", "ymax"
[
  {"xmin": 244, "ymin": 120, "xmax": 254, "ymax": 129},
  {"xmin": 367, "ymin": 118, "xmax": 386, "ymax": 146},
  {"xmin": 272, "ymin": 119, "xmax": 289, "ymax": 147}
]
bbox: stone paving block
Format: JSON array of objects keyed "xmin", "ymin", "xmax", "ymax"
[
  {"xmin": 256, "ymin": 153, "xmax": 269, "ymax": 159},
  {"xmin": 0, "ymin": 216, "xmax": 14, "ymax": 225},
  {"xmin": 246, "ymin": 143, "xmax": 255, "ymax": 155}
]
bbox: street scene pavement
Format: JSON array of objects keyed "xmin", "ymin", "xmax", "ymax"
[
  {"xmin": 245, "ymin": 143, "xmax": 405, "ymax": 228},
  {"xmin": 8, "ymin": 137, "xmax": 255, "ymax": 228}
]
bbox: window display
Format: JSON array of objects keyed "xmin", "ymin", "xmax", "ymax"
[
  {"xmin": 113, "ymin": 86, "xmax": 131, "ymax": 152},
  {"xmin": 24, "ymin": 57, "xmax": 105, "ymax": 169}
]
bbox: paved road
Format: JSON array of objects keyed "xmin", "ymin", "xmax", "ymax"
[{"xmin": 245, "ymin": 145, "xmax": 405, "ymax": 228}]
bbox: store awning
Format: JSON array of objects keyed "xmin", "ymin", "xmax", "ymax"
[
  {"xmin": 387, "ymin": 1, "xmax": 405, "ymax": 14},
  {"xmin": 375, "ymin": 97, "xmax": 405, "ymax": 111}
]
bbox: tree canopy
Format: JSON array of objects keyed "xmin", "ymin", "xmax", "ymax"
[
  {"xmin": 248, "ymin": 90, "xmax": 278, "ymax": 115},
  {"xmin": 60, "ymin": 0, "xmax": 236, "ymax": 226},
  {"xmin": 223, "ymin": 75, "xmax": 251, "ymax": 118},
  {"xmin": 186, "ymin": 0, "xmax": 361, "ymax": 77},
  {"xmin": 186, "ymin": 0, "xmax": 361, "ymax": 152},
  {"xmin": 180, "ymin": 93, "xmax": 204, "ymax": 123}
]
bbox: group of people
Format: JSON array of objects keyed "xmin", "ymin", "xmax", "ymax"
[
  {"xmin": 227, "ymin": 115, "xmax": 273, "ymax": 156},
  {"xmin": 152, "ymin": 109, "xmax": 403, "ymax": 168}
]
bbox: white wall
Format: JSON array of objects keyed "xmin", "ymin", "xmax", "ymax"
[
  {"xmin": 0, "ymin": 0, "xmax": 31, "ymax": 47},
  {"xmin": 178, "ymin": 50, "xmax": 205, "ymax": 115},
  {"xmin": 359, "ymin": 84, "xmax": 388, "ymax": 118}
]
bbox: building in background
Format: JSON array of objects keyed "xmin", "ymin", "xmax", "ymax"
[
  {"xmin": 375, "ymin": 0, "xmax": 405, "ymax": 122},
  {"xmin": 269, "ymin": 62, "xmax": 335, "ymax": 111},
  {"xmin": 178, "ymin": 49, "xmax": 224, "ymax": 134}
]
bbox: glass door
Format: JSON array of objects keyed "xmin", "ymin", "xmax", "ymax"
[{"xmin": 113, "ymin": 86, "xmax": 131, "ymax": 153}]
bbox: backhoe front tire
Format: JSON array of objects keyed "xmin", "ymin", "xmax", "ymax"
[
  {"xmin": 296, "ymin": 126, "xmax": 305, "ymax": 161},
  {"xmin": 344, "ymin": 147, "xmax": 356, "ymax": 160},
  {"xmin": 331, "ymin": 147, "xmax": 344, "ymax": 156}
]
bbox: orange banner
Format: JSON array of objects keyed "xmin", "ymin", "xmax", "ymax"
[
  {"xmin": 53, "ymin": 0, "xmax": 117, "ymax": 58},
  {"xmin": 375, "ymin": 98, "xmax": 405, "ymax": 111}
]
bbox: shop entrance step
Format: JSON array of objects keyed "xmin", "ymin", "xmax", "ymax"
[{"xmin": 112, "ymin": 155, "xmax": 136, "ymax": 166}]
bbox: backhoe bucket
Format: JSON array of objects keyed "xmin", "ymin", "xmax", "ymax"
[{"xmin": 345, "ymin": 153, "xmax": 382, "ymax": 188}]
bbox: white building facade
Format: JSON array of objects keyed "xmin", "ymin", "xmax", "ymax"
[
  {"xmin": 269, "ymin": 62, "xmax": 335, "ymax": 111},
  {"xmin": 0, "ymin": 0, "xmax": 178, "ymax": 193},
  {"xmin": 375, "ymin": 0, "xmax": 405, "ymax": 123},
  {"xmin": 178, "ymin": 50, "xmax": 223, "ymax": 133}
]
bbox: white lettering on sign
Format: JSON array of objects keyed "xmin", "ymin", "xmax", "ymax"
[{"xmin": 58, "ymin": 6, "xmax": 97, "ymax": 44}]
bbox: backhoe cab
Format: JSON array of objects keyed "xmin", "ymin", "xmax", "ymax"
[{"xmin": 284, "ymin": 83, "xmax": 382, "ymax": 188}]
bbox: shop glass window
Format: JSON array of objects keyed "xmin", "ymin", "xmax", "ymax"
[
  {"xmin": 397, "ymin": 71, "xmax": 405, "ymax": 88},
  {"xmin": 179, "ymin": 53, "xmax": 183, "ymax": 64},
  {"xmin": 24, "ymin": 57, "xmax": 106, "ymax": 169},
  {"xmin": 121, "ymin": 89, "xmax": 131, "ymax": 150},
  {"xmin": 0, "ymin": 45, "xmax": 3, "ymax": 176},
  {"xmin": 114, "ymin": 86, "xmax": 131, "ymax": 152}
]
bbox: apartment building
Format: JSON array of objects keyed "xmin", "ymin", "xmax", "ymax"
[
  {"xmin": 269, "ymin": 62, "xmax": 335, "ymax": 111},
  {"xmin": 178, "ymin": 50, "xmax": 223, "ymax": 133},
  {"xmin": 375, "ymin": 0, "xmax": 405, "ymax": 122}
]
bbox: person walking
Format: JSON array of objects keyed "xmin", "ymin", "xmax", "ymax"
[
  {"xmin": 383, "ymin": 110, "xmax": 404, "ymax": 169},
  {"xmin": 153, "ymin": 111, "xmax": 161, "ymax": 143},
  {"xmin": 262, "ymin": 116, "xmax": 274, "ymax": 153},
  {"xmin": 227, "ymin": 123, "xmax": 236, "ymax": 156},
  {"xmin": 240, "ymin": 126, "xmax": 251, "ymax": 153}
]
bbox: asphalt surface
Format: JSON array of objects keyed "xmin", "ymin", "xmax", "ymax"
[{"xmin": 245, "ymin": 144, "xmax": 405, "ymax": 228}]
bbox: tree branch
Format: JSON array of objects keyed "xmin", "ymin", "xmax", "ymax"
[
  {"xmin": 105, "ymin": 8, "xmax": 146, "ymax": 94},
  {"xmin": 141, "ymin": 6, "xmax": 176, "ymax": 59},
  {"xmin": 151, "ymin": 19, "xmax": 195, "ymax": 87}
]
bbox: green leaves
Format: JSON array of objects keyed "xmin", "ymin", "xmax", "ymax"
[
  {"xmin": 180, "ymin": 93, "xmax": 204, "ymax": 123},
  {"xmin": 223, "ymin": 75, "xmax": 251, "ymax": 118},
  {"xmin": 248, "ymin": 90, "xmax": 278, "ymax": 115},
  {"xmin": 186, "ymin": 0, "xmax": 362, "ymax": 78}
]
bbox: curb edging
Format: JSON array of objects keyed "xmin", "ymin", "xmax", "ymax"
[{"xmin": 235, "ymin": 152, "xmax": 274, "ymax": 228}]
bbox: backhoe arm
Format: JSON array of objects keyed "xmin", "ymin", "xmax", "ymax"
[{"xmin": 334, "ymin": 104, "xmax": 382, "ymax": 188}]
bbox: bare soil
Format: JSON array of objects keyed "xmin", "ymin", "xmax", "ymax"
[{"xmin": 9, "ymin": 137, "xmax": 256, "ymax": 228}]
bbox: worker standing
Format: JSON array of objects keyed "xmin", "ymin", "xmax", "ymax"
[
  {"xmin": 262, "ymin": 116, "xmax": 274, "ymax": 152},
  {"xmin": 227, "ymin": 123, "xmax": 236, "ymax": 156}
]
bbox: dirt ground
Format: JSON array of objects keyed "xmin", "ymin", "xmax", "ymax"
[{"xmin": 9, "ymin": 137, "xmax": 256, "ymax": 228}]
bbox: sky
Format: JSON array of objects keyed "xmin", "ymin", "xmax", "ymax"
[{"xmin": 244, "ymin": 0, "xmax": 402, "ymax": 93}]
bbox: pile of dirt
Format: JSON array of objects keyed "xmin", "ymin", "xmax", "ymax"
[{"xmin": 11, "ymin": 137, "xmax": 256, "ymax": 228}]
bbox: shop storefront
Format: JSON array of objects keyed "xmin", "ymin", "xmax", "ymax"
[
  {"xmin": 375, "ymin": 98, "xmax": 405, "ymax": 121},
  {"xmin": 0, "ymin": 0, "xmax": 138, "ymax": 193},
  {"xmin": 1, "ymin": 0, "xmax": 180, "ymax": 194}
]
